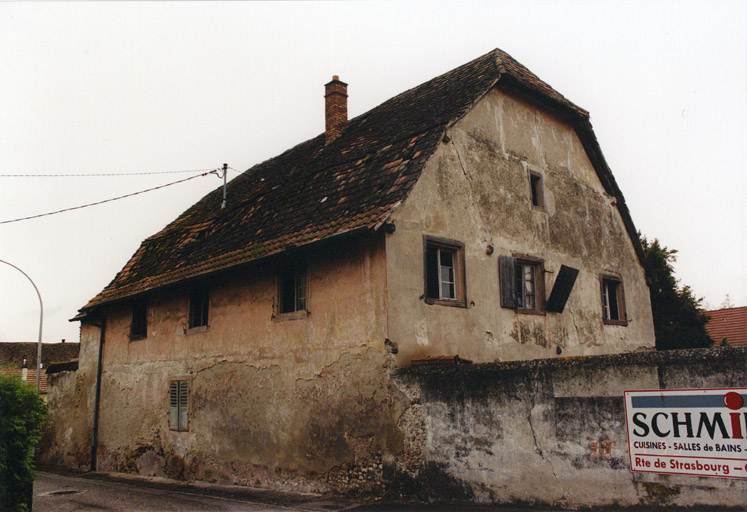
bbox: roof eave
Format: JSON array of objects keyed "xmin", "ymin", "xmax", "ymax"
[{"xmin": 74, "ymin": 225, "xmax": 376, "ymax": 319}]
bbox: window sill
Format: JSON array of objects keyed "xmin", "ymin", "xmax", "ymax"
[
  {"xmin": 424, "ymin": 298, "xmax": 467, "ymax": 308},
  {"xmin": 129, "ymin": 335, "xmax": 146, "ymax": 342},
  {"xmin": 186, "ymin": 325, "xmax": 209, "ymax": 335},
  {"xmin": 273, "ymin": 310, "xmax": 309, "ymax": 322},
  {"xmin": 603, "ymin": 319, "xmax": 628, "ymax": 326},
  {"xmin": 515, "ymin": 308, "xmax": 546, "ymax": 316},
  {"xmin": 531, "ymin": 205, "xmax": 546, "ymax": 213}
]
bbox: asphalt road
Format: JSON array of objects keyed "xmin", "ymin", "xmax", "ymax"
[
  {"xmin": 33, "ymin": 470, "xmax": 747, "ymax": 512},
  {"xmin": 35, "ymin": 471, "xmax": 294, "ymax": 511}
]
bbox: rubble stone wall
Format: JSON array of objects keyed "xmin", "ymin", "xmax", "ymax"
[{"xmin": 392, "ymin": 346, "xmax": 747, "ymax": 508}]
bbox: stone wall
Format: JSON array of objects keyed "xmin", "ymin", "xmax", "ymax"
[{"xmin": 391, "ymin": 346, "xmax": 747, "ymax": 508}]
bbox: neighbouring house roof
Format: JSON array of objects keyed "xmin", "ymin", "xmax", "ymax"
[
  {"xmin": 77, "ymin": 48, "xmax": 644, "ymax": 315},
  {"xmin": 705, "ymin": 306, "xmax": 747, "ymax": 346},
  {"xmin": 0, "ymin": 367, "xmax": 48, "ymax": 393},
  {"xmin": 0, "ymin": 342, "xmax": 80, "ymax": 368}
]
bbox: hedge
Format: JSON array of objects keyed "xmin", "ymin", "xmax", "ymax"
[{"xmin": 0, "ymin": 375, "xmax": 47, "ymax": 512}]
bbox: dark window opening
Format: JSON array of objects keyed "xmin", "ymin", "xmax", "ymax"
[
  {"xmin": 130, "ymin": 298, "xmax": 148, "ymax": 341},
  {"xmin": 188, "ymin": 288, "xmax": 209, "ymax": 328},
  {"xmin": 169, "ymin": 380, "xmax": 189, "ymax": 432},
  {"xmin": 529, "ymin": 171, "xmax": 544, "ymax": 209},
  {"xmin": 279, "ymin": 265, "xmax": 307, "ymax": 314}
]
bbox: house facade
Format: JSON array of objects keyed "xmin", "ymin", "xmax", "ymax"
[{"xmin": 43, "ymin": 49, "xmax": 655, "ymax": 493}]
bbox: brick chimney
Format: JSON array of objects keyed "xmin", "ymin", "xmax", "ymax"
[{"xmin": 324, "ymin": 75, "xmax": 348, "ymax": 144}]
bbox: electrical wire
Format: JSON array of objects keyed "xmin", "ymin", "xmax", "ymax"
[
  {"xmin": 0, "ymin": 168, "xmax": 216, "ymax": 178},
  {"xmin": 0, "ymin": 170, "xmax": 220, "ymax": 225}
]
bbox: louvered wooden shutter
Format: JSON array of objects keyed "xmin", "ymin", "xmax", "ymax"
[
  {"xmin": 169, "ymin": 381, "xmax": 179, "ymax": 430},
  {"xmin": 178, "ymin": 381, "xmax": 189, "ymax": 431},
  {"xmin": 499, "ymin": 256, "xmax": 516, "ymax": 308},
  {"xmin": 546, "ymin": 265, "xmax": 579, "ymax": 313}
]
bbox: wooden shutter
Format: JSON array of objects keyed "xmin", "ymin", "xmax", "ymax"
[
  {"xmin": 546, "ymin": 265, "xmax": 579, "ymax": 313},
  {"xmin": 178, "ymin": 381, "xmax": 189, "ymax": 431},
  {"xmin": 169, "ymin": 381, "xmax": 179, "ymax": 430},
  {"xmin": 499, "ymin": 255, "xmax": 516, "ymax": 308}
]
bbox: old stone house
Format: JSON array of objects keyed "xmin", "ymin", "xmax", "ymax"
[{"xmin": 43, "ymin": 49, "xmax": 655, "ymax": 491}]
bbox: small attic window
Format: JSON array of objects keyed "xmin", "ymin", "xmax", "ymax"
[
  {"xmin": 529, "ymin": 171, "xmax": 544, "ymax": 209},
  {"xmin": 278, "ymin": 263, "xmax": 307, "ymax": 316},
  {"xmin": 130, "ymin": 298, "xmax": 148, "ymax": 341},
  {"xmin": 188, "ymin": 288, "xmax": 209, "ymax": 329}
]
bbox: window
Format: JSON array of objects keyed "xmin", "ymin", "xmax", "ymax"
[
  {"xmin": 279, "ymin": 264, "xmax": 307, "ymax": 314},
  {"xmin": 424, "ymin": 236, "xmax": 466, "ymax": 307},
  {"xmin": 601, "ymin": 276, "xmax": 627, "ymax": 325},
  {"xmin": 169, "ymin": 379, "xmax": 189, "ymax": 432},
  {"xmin": 130, "ymin": 298, "xmax": 148, "ymax": 341},
  {"xmin": 529, "ymin": 171, "xmax": 544, "ymax": 209},
  {"xmin": 499, "ymin": 255, "xmax": 545, "ymax": 313},
  {"xmin": 188, "ymin": 288, "xmax": 209, "ymax": 328}
]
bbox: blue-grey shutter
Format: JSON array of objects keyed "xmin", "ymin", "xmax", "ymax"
[
  {"xmin": 178, "ymin": 381, "xmax": 189, "ymax": 431},
  {"xmin": 547, "ymin": 265, "xmax": 579, "ymax": 313},
  {"xmin": 169, "ymin": 381, "xmax": 179, "ymax": 430},
  {"xmin": 499, "ymin": 255, "xmax": 516, "ymax": 308}
]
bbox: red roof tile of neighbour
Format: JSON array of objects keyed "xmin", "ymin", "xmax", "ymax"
[
  {"xmin": 0, "ymin": 368, "xmax": 48, "ymax": 393},
  {"xmin": 706, "ymin": 307, "xmax": 747, "ymax": 346},
  {"xmin": 77, "ymin": 48, "xmax": 643, "ymax": 314}
]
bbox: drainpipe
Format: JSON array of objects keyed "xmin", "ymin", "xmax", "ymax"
[{"xmin": 90, "ymin": 318, "xmax": 105, "ymax": 472}]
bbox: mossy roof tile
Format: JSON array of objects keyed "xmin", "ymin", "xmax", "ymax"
[{"xmin": 78, "ymin": 48, "xmax": 639, "ymax": 314}]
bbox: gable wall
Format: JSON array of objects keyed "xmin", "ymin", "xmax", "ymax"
[{"xmin": 386, "ymin": 88, "xmax": 655, "ymax": 365}]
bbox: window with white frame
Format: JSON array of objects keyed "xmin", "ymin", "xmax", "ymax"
[
  {"xmin": 601, "ymin": 276, "xmax": 626, "ymax": 325},
  {"xmin": 499, "ymin": 255, "xmax": 545, "ymax": 313},
  {"xmin": 424, "ymin": 236, "xmax": 466, "ymax": 307}
]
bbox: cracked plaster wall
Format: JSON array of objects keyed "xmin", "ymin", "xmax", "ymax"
[
  {"xmin": 39, "ymin": 323, "xmax": 98, "ymax": 470},
  {"xmin": 393, "ymin": 347, "xmax": 747, "ymax": 508},
  {"xmin": 386, "ymin": 88, "xmax": 655, "ymax": 365},
  {"xmin": 47, "ymin": 234, "xmax": 407, "ymax": 493}
]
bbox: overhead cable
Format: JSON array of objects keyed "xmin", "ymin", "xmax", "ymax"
[
  {"xmin": 0, "ymin": 168, "xmax": 216, "ymax": 178},
  {"xmin": 0, "ymin": 170, "xmax": 220, "ymax": 225}
]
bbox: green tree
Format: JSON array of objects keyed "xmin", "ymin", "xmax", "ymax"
[
  {"xmin": 640, "ymin": 235, "xmax": 713, "ymax": 350},
  {"xmin": 0, "ymin": 375, "xmax": 47, "ymax": 512}
]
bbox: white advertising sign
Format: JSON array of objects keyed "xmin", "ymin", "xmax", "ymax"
[{"xmin": 624, "ymin": 388, "xmax": 747, "ymax": 479}]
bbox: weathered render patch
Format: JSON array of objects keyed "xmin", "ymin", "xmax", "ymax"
[
  {"xmin": 386, "ymin": 88, "xmax": 654, "ymax": 366},
  {"xmin": 92, "ymin": 348, "xmax": 407, "ymax": 494},
  {"xmin": 391, "ymin": 347, "xmax": 747, "ymax": 508}
]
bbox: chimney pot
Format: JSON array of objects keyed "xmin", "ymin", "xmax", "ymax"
[{"xmin": 324, "ymin": 76, "xmax": 348, "ymax": 144}]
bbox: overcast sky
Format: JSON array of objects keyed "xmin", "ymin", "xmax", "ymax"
[{"xmin": 1, "ymin": 0, "xmax": 745, "ymax": 345}]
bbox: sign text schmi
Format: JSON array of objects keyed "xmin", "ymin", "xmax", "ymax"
[{"xmin": 624, "ymin": 388, "xmax": 747, "ymax": 479}]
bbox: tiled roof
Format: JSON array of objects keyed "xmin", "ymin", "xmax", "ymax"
[
  {"xmin": 78, "ymin": 48, "xmax": 642, "ymax": 313},
  {"xmin": 0, "ymin": 368, "xmax": 48, "ymax": 393},
  {"xmin": 0, "ymin": 342, "xmax": 80, "ymax": 367},
  {"xmin": 706, "ymin": 307, "xmax": 747, "ymax": 346}
]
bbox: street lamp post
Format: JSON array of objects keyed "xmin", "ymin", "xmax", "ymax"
[{"xmin": 0, "ymin": 259, "xmax": 43, "ymax": 391}]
